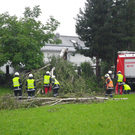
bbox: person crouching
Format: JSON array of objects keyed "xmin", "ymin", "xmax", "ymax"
[
  {"xmin": 123, "ymin": 83, "xmax": 131, "ymax": 94},
  {"xmin": 26, "ymin": 74, "xmax": 36, "ymax": 99}
]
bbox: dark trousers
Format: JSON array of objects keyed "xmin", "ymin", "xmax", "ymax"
[
  {"xmin": 105, "ymin": 89, "xmax": 113, "ymax": 97},
  {"xmin": 27, "ymin": 91, "xmax": 35, "ymax": 97},
  {"xmin": 14, "ymin": 90, "xmax": 22, "ymax": 97},
  {"xmin": 123, "ymin": 90, "xmax": 130, "ymax": 94},
  {"xmin": 53, "ymin": 88, "xmax": 59, "ymax": 97}
]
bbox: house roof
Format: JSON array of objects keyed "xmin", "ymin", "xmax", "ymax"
[{"xmin": 41, "ymin": 35, "xmax": 86, "ymax": 52}]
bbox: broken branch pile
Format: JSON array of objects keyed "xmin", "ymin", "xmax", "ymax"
[{"xmin": 19, "ymin": 97, "xmax": 128, "ymax": 107}]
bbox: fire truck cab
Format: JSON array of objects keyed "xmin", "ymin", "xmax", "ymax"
[{"xmin": 117, "ymin": 51, "xmax": 135, "ymax": 90}]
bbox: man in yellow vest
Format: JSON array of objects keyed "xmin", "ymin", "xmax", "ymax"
[
  {"xmin": 105, "ymin": 73, "xmax": 114, "ymax": 98},
  {"xmin": 26, "ymin": 74, "xmax": 36, "ymax": 99},
  {"xmin": 123, "ymin": 83, "xmax": 131, "ymax": 94},
  {"xmin": 12, "ymin": 72, "xmax": 22, "ymax": 100},
  {"xmin": 44, "ymin": 71, "xmax": 51, "ymax": 94},
  {"xmin": 115, "ymin": 71, "xmax": 123, "ymax": 95},
  {"xmin": 51, "ymin": 75, "xmax": 60, "ymax": 97}
]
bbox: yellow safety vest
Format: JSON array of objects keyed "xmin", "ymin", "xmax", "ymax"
[
  {"xmin": 123, "ymin": 84, "xmax": 131, "ymax": 91},
  {"xmin": 117, "ymin": 74, "xmax": 123, "ymax": 82},
  {"xmin": 12, "ymin": 77, "xmax": 20, "ymax": 87},
  {"xmin": 27, "ymin": 79, "xmax": 35, "ymax": 89},
  {"xmin": 54, "ymin": 78, "xmax": 60, "ymax": 85},
  {"xmin": 44, "ymin": 75, "xmax": 50, "ymax": 84}
]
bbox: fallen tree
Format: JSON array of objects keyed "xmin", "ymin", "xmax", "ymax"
[{"xmin": 18, "ymin": 96, "xmax": 128, "ymax": 107}]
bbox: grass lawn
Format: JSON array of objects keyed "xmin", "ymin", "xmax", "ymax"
[
  {"xmin": 0, "ymin": 92, "xmax": 135, "ymax": 135},
  {"xmin": 0, "ymin": 87, "xmax": 13, "ymax": 95}
]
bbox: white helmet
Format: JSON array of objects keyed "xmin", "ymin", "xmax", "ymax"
[
  {"xmin": 52, "ymin": 75, "xmax": 55, "ymax": 78},
  {"xmin": 118, "ymin": 71, "xmax": 121, "ymax": 74},
  {"xmin": 105, "ymin": 74, "xmax": 109, "ymax": 78},
  {"xmin": 46, "ymin": 71, "xmax": 50, "ymax": 74},
  {"xmin": 29, "ymin": 74, "xmax": 33, "ymax": 77},
  {"xmin": 15, "ymin": 72, "xmax": 19, "ymax": 76},
  {"xmin": 108, "ymin": 70, "xmax": 112, "ymax": 74}
]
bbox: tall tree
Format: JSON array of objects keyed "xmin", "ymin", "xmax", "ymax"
[
  {"xmin": 0, "ymin": 5, "xmax": 61, "ymax": 70},
  {"xmin": 75, "ymin": 0, "xmax": 135, "ymax": 77},
  {"xmin": 112, "ymin": 0, "xmax": 135, "ymax": 51},
  {"xmin": 111, "ymin": 0, "xmax": 135, "ymax": 77},
  {"xmin": 75, "ymin": 0, "xmax": 114, "ymax": 77}
]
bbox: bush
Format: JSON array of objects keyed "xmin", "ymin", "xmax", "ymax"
[
  {"xmin": 5, "ymin": 56, "xmax": 108, "ymax": 96},
  {"xmin": 0, "ymin": 94, "xmax": 44, "ymax": 110}
]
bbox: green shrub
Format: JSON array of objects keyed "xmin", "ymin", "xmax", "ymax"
[{"xmin": 2, "ymin": 56, "xmax": 112, "ymax": 96}]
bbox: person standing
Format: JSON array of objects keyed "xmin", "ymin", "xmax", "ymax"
[
  {"xmin": 44, "ymin": 71, "xmax": 51, "ymax": 94},
  {"xmin": 123, "ymin": 83, "xmax": 131, "ymax": 94},
  {"xmin": 104, "ymin": 73, "xmax": 114, "ymax": 98},
  {"xmin": 51, "ymin": 75, "xmax": 60, "ymax": 97},
  {"xmin": 12, "ymin": 72, "xmax": 22, "ymax": 100},
  {"xmin": 115, "ymin": 71, "xmax": 123, "ymax": 95},
  {"xmin": 26, "ymin": 74, "xmax": 36, "ymax": 99}
]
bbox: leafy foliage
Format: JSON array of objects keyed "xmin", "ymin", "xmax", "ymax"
[
  {"xmin": 75, "ymin": 0, "xmax": 115, "ymax": 65},
  {"xmin": 80, "ymin": 62, "xmax": 94, "ymax": 77},
  {"xmin": 47, "ymin": 56, "xmax": 91, "ymax": 94},
  {"xmin": 75, "ymin": 0, "xmax": 135, "ymax": 70},
  {"xmin": 17, "ymin": 56, "xmax": 93, "ymax": 95},
  {"xmin": 0, "ymin": 5, "xmax": 61, "ymax": 70}
]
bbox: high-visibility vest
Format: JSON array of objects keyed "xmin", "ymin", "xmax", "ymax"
[
  {"xmin": 53, "ymin": 78, "xmax": 60, "ymax": 89},
  {"xmin": 54, "ymin": 78, "xmax": 60, "ymax": 85},
  {"xmin": 27, "ymin": 79, "xmax": 35, "ymax": 89},
  {"xmin": 123, "ymin": 84, "xmax": 131, "ymax": 91},
  {"xmin": 12, "ymin": 77, "xmax": 20, "ymax": 87},
  {"xmin": 44, "ymin": 75, "xmax": 50, "ymax": 84},
  {"xmin": 105, "ymin": 77, "xmax": 114, "ymax": 89},
  {"xmin": 117, "ymin": 74, "xmax": 123, "ymax": 82}
]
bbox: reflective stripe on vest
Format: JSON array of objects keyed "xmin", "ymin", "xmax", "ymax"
[
  {"xmin": 106, "ymin": 77, "xmax": 114, "ymax": 89},
  {"xmin": 44, "ymin": 75, "xmax": 50, "ymax": 84},
  {"xmin": 13, "ymin": 77, "xmax": 20, "ymax": 87},
  {"xmin": 117, "ymin": 74, "xmax": 123, "ymax": 82},
  {"xmin": 27, "ymin": 79, "xmax": 35, "ymax": 89},
  {"xmin": 123, "ymin": 84, "xmax": 131, "ymax": 90}
]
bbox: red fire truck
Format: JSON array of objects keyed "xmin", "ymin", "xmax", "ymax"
[{"xmin": 116, "ymin": 51, "xmax": 135, "ymax": 90}]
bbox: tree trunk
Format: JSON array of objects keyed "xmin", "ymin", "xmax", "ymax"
[{"xmin": 96, "ymin": 55, "xmax": 99, "ymax": 78}]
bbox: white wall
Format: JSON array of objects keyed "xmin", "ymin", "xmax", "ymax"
[
  {"xmin": 43, "ymin": 51, "xmax": 93, "ymax": 66},
  {"xmin": 0, "ymin": 64, "xmax": 14, "ymax": 74},
  {"xmin": 43, "ymin": 51, "xmax": 60, "ymax": 63},
  {"xmin": 0, "ymin": 51, "xmax": 93, "ymax": 74},
  {"xmin": 69, "ymin": 53, "xmax": 93, "ymax": 66}
]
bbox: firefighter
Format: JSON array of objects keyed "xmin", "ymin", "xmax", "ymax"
[
  {"xmin": 51, "ymin": 75, "xmax": 60, "ymax": 97},
  {"xmin": 44, "ymin": 71, "xmax": 51, "ymax": 94},
  {"xmin": 104, "ymin": 73, "xmax": 114, "ymax": 97},
  {"xmin": 122, "ymin": 83, "xmax": 131, "ymax": 94},
  {"xmin": 115, "ymin": 71, "xmax": 123, "ymax": 95},
  {"xmin": 26, "ymin": 74, "xmax": 36, "ymax": 99},
  {"xmin": 12, "ymin": 72, "xmax": 22, "ymax": 100}
]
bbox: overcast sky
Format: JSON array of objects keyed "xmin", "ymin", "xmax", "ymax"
[{"xmin": 0, "ymin": 0, "xmax": 86, "ymax": 36}]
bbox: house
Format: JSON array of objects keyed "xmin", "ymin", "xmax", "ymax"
[
  {"xmin": 0, "ymin": 34, "xmax": 93, "ymax": 74},
  {"xmin": 0, "ymin": 62, "xmax": 14, "ymax": 74},
  {"xmin": 41, "ymin": 34, "xmax": 93, "ymax": 66}
]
